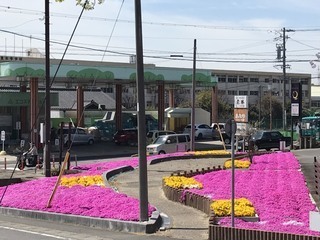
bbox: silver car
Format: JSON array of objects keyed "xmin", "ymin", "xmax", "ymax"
[
  {"xmin": 183, "ymin": 124, "xmax": 214, "ymax": 140},
  {"xmin": 57, "ymin": 127, "xmax": 94, "ymax": 146}
]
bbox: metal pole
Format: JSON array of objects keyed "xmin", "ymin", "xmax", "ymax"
[
  {"xmin": 259, "ymin": 86, "xmax": 261, "ymax": 129},
  {"xmin": 283, "ymin": 27, "xmax": 286, "ymax": 132},
  {"xmin": 191, "ymin": 39, "xmax": 196, "ymax": 151},
  {"xmin": 134, "ymin": 0, "xmax": 148, "ymax": 222},
  {"xmin": 268, "ymin": 85, "xmax": 272, "ymax": 130},
  {"xmin": 231, "ymin": 120, "xmax": 235, "ymax": 229},
  {"xmin": 44, "ymin": 0, "xmax": 51, "ymax": 177}
]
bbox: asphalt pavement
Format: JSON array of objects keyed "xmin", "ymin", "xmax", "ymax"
[{"xmin": 0, "ymin": 141, "xmax": 319, "ymax": 240}]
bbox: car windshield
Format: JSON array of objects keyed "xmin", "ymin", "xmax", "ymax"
[
  {"xmin": 146, "ymin": 132, "xmax": 153, "ymax": 138},
  {"xmin": 252, "ymin": 131, "xmax": 263, "ymax": 139},
  {"xmin": 153, "ymin": 136, "xmax": 167, "ymax": 144}
]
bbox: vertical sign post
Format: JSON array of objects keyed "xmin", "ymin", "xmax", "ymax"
[
  {"xmin": 291, "ymin": 82, "xmax": 302, "ymax": 149},
  {"xmin": 16, "ymin": 121, "xmax": 21, "ymax": 140}
]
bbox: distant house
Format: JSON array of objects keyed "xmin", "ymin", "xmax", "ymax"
[{"xmin": 50, "ymin": 88, "xmax": 122, "ymax": 127}]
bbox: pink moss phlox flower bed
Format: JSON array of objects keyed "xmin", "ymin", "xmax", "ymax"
[
  {"xmin": 0, "ymin": 150, "xmax": 318, "ymax": 236},
  {"xmin": 0, "ymin": 156, "xmax": 159, "ymax": 221},
  {"xmin": 0, "ymin": 151, "xmax": 193, "ymax": 221},
  {"xmin": 189, "ymin": 151, "xmax": 320, "ymax": 236}
]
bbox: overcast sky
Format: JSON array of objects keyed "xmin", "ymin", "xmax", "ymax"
[{"xmin": 0, "ymin": 0, "xmax": 320, "ymax": 82}]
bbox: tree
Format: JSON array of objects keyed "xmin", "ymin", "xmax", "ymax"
[
  {"xmin": 260, "ymin": 94, "xmax": 283, "ymax": 129},
  {"xmin": 194, "ymin": 89, "xmax": 233, "ymax": 122}
]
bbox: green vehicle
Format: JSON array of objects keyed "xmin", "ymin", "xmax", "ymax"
[{"xmin": 301, "ymin": 116, "xmax": 320, "ymax": 141}]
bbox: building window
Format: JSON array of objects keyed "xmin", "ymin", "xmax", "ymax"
[
  {"xmin": 250, "ymin": 91, "xmax": 259, "ymax": 96},
  {"xmin": 239, "ymin": 91, "xmax": 248, "ymax": 95},
  {"xmin": 218, "ymin": 75, "xmax": 226, "ymax": 83},
  {"xmin": 227, "ymin": 76, "xmax": 237, "ymax": 83},
  {"xmin": 228, "ymin": 90, "xmax": 237, "ymax": 95},
  {"xmin": 303, "ymin": 90, "xmax": 309, "ymax": 98},
  {"xmin": 273, "ymin": 78, "xmax": 279, "ymax": 83},
  {"xmin": 239, "ymin": 76, "xmax": 248, "ymax": 82},
  {"xmin": 218, "ymin": 90, "xmax": 226, "ymax": 95},
  {"xmin": 250, "ymin": 78, "xmax": 259, "ymax": 83},
  {"xmin": 301, "ymin": 79, "xmax": 309, "ymax": 85},
  {"xmin": 264, "ymin": 78, "xmax": 270, "ymax": 83},
  {"xmin": 102, "ymin": 87, "xmax": 113, "ymax": 93}
]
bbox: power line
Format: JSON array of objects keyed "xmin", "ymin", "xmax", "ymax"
[{"xmin": 2, "ymin": 5, "xmax": 320, "ymax": 32}]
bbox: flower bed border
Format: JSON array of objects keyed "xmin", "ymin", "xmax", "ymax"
[{"xmin": 0, "ymin": 206, "xmax": 161, "ymax": 234}]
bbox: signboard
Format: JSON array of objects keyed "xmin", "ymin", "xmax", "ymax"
[
  {"xmin": 236, "ymin": 122, "xmax": 248, "ymax": 135},
  {"xmin": 20, "ymin": 140, "xmax": 25, "ymax": 148},
  {"xmin": 291, "ymin": 82, "xmax": 302, "ymax": 118},
  {"xmin": 225, "ymin": 119, "xmax": 237, "ymax": 137},
  {"xmin": 16, "ymin": 121, "xmax": 21, "ymax": 130},
  {"xmin": 234, "ymin": 95, "xmax": 248, "ymax": 109},
  {"xmin": 291, "ymin": 103, "xmax": 300, "ymax": 117},
  {"xmin": 234, "ymin": 108, "xmax": 248, "ymax": 123},
  {"xmin": 310, "ymin": 211, "xmax": 320, "ymax": 232},
  {"xmin": 0, "ymin": 92, "xmax": 59, "ymax": 107},
  {"xmin": 1, "ymin": 130, "xmax": 5, "ymax": 141}
]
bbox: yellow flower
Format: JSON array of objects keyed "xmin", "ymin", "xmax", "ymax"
[
  {"xmin": 211, "ymin": 198, "xmax": 256, "ymax": 217},
  {"xmin": 163, "ymin": 176, "xmax": 203, "ymax": 189},
  {"xmin": 224, "ymin": 158, "xmax": 251, "ymax": 169},
  {"xmin": 60, "ymin": 175, "xmax": 104, "ymax": 187},
  {"xmin": 193, "ymin": 150, "xmax": 230, "ymax": 156}
]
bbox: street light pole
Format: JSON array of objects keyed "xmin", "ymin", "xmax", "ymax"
[
  {"xmin": 44, "ymin": 0, "xmax": 51, "ymax": 177},
  {"xmin": 191, "ymin": 39, "xmax": 196, "ymax": 151},
  {"xmin": 134, "ymin": 0, "xmax": 148, "ymax": 222}
]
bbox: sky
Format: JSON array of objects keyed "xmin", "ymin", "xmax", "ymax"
[{"xmin": 0, "ymin": 0, "xmax": 320, "ymax": 83}]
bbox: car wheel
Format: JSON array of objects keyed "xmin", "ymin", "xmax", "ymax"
[
  {"xmin": 88, "ymin": 139, "xmax": 94, "ymax": 145},
  {"xmin": 266, "ymin": 148, "xmax": 271, "ymax": 151},
  {"xmin": 254, "ymin": 144, "xmax": 259, "ymax": 151},
  {"xmin": 224, "ymin": 138, "xmax": 231, "ymax": 145},
  {"xmin": 159, "ymin": 150, "xmax": 166, "ymax": 154},
  {"xmin": 197, "ymin": 133, "xmax": 203, "ymax": 140}
]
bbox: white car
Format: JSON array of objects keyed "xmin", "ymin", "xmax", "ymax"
[
  {"xmin": 146, "ymin": 134, "xmax": 190, "ymax": 155},
  {"xmin": 146, "ymin": 130, "xmax": 176, "ymax": 144},
  {"xmin": 183, "ymin": 124, "xmax": 214, "ymax": 140}
]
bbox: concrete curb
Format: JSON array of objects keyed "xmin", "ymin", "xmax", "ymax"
[{"xmin": 0, "ymin": 207, "xmax": 161, "ymax": 234}]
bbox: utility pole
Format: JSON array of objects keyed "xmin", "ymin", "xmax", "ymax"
[
  {"xmin": 276, "ymin": 28, "xmax": 293, "ymax": 131},
  {"xmin": 282, "ymin": 28, "xmax": 287, "ymax": 132},
  {"xmin": 44, "ymin": 0, "xmax": 51, "ymax": 177},
  {"xmin": 191, "ymin": 39, "xmax": 196, "ymax": 151}
]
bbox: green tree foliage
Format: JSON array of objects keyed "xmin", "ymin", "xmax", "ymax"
[
  {"xmin": 194, "ymin": 90, "xmax": 233, "ymax": 121},
  {"xmin": 195, "ymin": 90, "xmax": 211, "ymax": 112},
  {"xmin": 259, "ymin": 94, "xmax": 283, "ymax": 129}
]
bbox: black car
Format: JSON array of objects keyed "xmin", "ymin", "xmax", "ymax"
[{"xmin": 248, "ymin": 130, "xmax": 291, "ymax": 151}]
